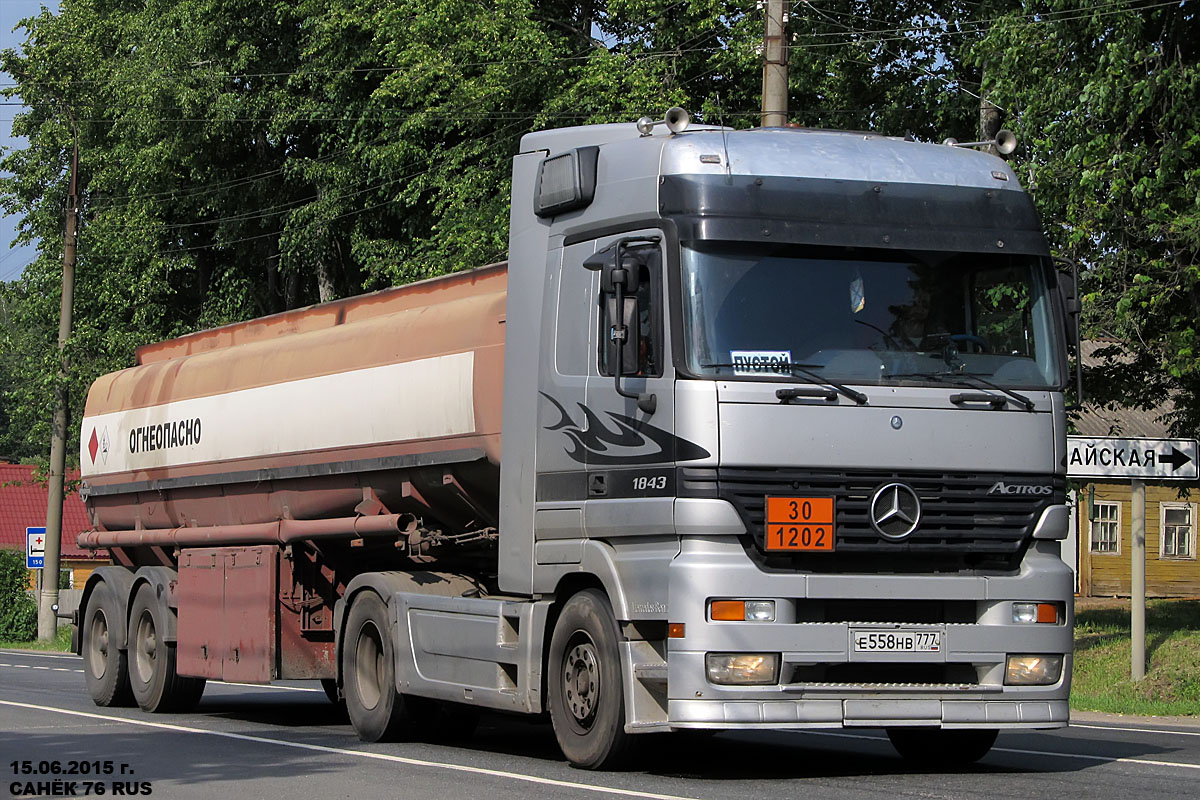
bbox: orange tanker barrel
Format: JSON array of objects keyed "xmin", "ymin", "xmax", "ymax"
[{"xmin": 79, "ymin": 264, "xmax": 507, "ymax": 540}]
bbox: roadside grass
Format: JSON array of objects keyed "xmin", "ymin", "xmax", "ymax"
[
  {"xmin": 1072, "ymin": 598, "xmax": 1200, "ymax": 717},
  {"xmin": 0, "ymin": 624, "xmax": 72, "ymax": 652}
]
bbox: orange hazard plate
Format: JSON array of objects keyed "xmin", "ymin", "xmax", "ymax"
[{"xmin": 764, "ymin": 496, "xmax": 835, "ymax": 551}]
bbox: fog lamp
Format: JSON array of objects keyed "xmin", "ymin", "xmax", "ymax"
[
  {"xmin": 705, "ymin": 653, "xmax": 779, "ymax": 685},
  {"xmin": 1005, "ymin": 655, "xmax": 1063, "ymax": 685}
]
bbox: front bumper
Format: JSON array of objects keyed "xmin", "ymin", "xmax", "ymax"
[{"xmin": 664, "ymin": 534, "xmax": 1073, "ymax": 730}]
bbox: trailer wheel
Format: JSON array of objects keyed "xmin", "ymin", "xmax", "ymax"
[
  {"xmin": 886, "ymin": 727, "xmax": 998, "ymax": 765},
  {"xmin": 128, "ymin": 583, "xmax": 206, "ymax": 712},
  {"xmin": 343, "ymin": 591, "xmax": 412, "ymax": 741},
  {"xmin": 548, "ymin": 589, "xmax": 631, "ymax": 770},
  {"xmin": 82, "ymin": 581, "xmax": 134, "ymax": 707}
]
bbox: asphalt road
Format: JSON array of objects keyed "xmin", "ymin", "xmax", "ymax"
[{"xmin": 3, "ymin": 649, "xmax": 1199, "ymax": 800}]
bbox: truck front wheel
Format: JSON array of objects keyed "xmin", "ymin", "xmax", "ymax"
[
  {"xmin": 343, "ymin": 591, "xmax": 413, "ymax": 741},
  {"xmin": 128, "ymin": 583, "xmax": 206, "ymax": 712},
  {"xmin": 886, "ymin": 727, "xmax": 998, "ymax": 765},
  {"xmin": 82, "ymin": 581, "xmax": 133, "ymax": 707},
  {"xmin": 548, "ymin": 589, "xmax": 631, "ymax": 770}
]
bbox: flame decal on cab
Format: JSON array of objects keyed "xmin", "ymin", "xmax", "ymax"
[{"xmin": 540, "ymin": 393, "xmax": 710, "ymax": 465}]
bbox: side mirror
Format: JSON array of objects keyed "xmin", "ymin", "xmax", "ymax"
[
  {"xmin": 1057, "ymin": 270, "xmax": 1081, "ymax": 344},
  {"xmin": 1054, "ymin": 257, "xmax": 1084, "ymax": 409},
  {"xmin": 597, "ymin": 255, "xmax": 643, "ymax": 296},
  {"xmin": 586, "ymin": 238, "xmax": 660, "ymax": 414},
  {"xmin": 605, "ymin": 295, "xmax": 640, "ymax": 376}
]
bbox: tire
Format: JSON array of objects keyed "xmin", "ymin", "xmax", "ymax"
[
  {"xmin": 343, "ymin": 591, "xmax": 413, "ymax": 742},
  {"xmin": 128, "ymin": 583, "xmax": 206, "ymax": 712},
  {"xmin": 886, "ymin": 727, "xmax": 998, "ymax": 765},
  {"xmin": 82, "ymin": 581, "xmax": 134, "ymax": 707},
  {"xmin": 321, "ymin": 678, "xmax": 341, "ymax": 705},
  {"xmin": 548, "ymin": 589, "xmax": 632, "ymax": 770}
]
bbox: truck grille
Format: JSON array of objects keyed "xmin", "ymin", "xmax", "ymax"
[{"xmin": 679, "ymin": 467, "xmax": 1064, "ymax": 567}]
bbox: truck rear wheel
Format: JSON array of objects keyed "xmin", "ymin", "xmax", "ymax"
[
  {"xmin": 82, "ymin": 581, "xmax": 134, "ymax": 707},
  {"xmin": 128, "ymin": 583, "xmax": 206, "ymax": 712},
  {"xmin": 886, "ymin": 727, "xmax": 998, "ymax": 765},
  {"xmin": 343, "ymin": 591, "xmax": 413, "ymax": 741},
  {"xmin": 548, "ymin": 589, "xmax": 631, "ymax": 770}
]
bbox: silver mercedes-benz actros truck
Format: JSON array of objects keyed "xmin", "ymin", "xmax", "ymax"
[
  {"xmin": 77, "ymin": 111, "xmax": 1075, "ymax": 771},
  {"xmin": 505, "ymin": 113, "xmax": 1075, "ymax": 767}
]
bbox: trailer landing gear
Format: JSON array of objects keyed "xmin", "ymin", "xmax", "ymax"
[
  {"xmin": 548, "ymin": 589, "xmax": 631, "ymax": 770},
  {"xmin": 128, "ymin": 583, "xmax": 206, "ymax": 712},
  {"xmin": 82, "ymin": 581, "xmax": 133, "ymax": 707}
]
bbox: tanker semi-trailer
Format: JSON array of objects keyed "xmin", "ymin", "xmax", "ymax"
[{"xmin": 74, "ymin": 110, "xmax": 1078, "ymax": 770}]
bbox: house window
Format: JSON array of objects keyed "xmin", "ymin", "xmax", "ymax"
[
  {"xmin": 1160, "ymin": 502, "xmax": 1196, "ymax": 560},
  {"xmin": 1089, "ymin": 501, "xmax": 1120, "ymax": 554}
]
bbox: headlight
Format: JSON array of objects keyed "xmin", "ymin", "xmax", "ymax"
[
  {"xmin": 1005, "ymin": 655, "xmax": 1063, "ymax": 685},
  {"xmin": 705, "ymin": 653, "xmax": 780, "ymax": 685}
]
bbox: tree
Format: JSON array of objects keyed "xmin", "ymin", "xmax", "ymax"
[{"xmin": 971, "ymin": 1, "xmax": 1200, "ymax": 432}]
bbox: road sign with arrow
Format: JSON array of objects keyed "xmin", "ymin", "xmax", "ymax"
[{"xmin": 1067, "ymin": 436, "xmax": 1199, "ymax": 481}]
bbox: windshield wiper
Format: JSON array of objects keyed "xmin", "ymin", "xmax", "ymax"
[
  {"xmin": 701, "ymin": 362, "xmax": 868, "ymax": 405},
  {"xmin": 886, "ymin": 370, "xmax": 1036, "ymax": 411}
]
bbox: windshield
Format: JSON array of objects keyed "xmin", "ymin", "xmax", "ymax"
[{"xmin": 680, "ymin": 242, "xmax": 1063, "ymax": 388}]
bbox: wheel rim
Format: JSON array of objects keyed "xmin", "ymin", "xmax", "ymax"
[
  {"xmin": 86, "ymin": 608, "xmax": 110, "ymax": 679},
  {"xmin": 353, "ymin": 621, "xmax": 385, "ymax": 711},
  {"xmin": 133, "ymin": 608, "xmax": 157, "ymax": 685},
  {"xmin": 562, "ymin": 634, "xmax": 600, "ymax": 728}
]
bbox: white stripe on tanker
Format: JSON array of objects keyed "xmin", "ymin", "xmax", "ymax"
[{"xmin": 80, "ymin": 352, "xmax": 476, "ymax": 477}]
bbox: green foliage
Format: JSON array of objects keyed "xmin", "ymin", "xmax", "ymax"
[
  {"xmin": 0, "ymin": 549, "xmax": 37, "ymax": 642},
  {"xmin": 0, "ymin": 0, "xmax": 1196, "ymax": 461},
  {"xmin": 971, "ymin": 1, "xmax": 1200, "ymax": 430}
]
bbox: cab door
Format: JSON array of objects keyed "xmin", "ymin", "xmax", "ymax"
[{"xmin": 581, "ymin": 229, "xmax": 681, "ymax": 537}]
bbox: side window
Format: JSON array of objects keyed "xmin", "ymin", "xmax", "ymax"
[
  {"xmin": 556, "ymin": 243, "xmax": 595, "ymax": 376},
  {"xmin": 598, "ymin": 248, "xmax": 662, "ymax": 378},
  {"xmin": 1089, "ymin": 501, "xmax": 1121, "ymax": 554},
  {"xmin": 1160, "ymin": 502, "xmax": 1196, "ymax": 560}
]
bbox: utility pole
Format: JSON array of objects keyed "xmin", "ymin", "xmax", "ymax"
[
  {"xmin": 38, "ymin": 131, "xmax": 79, "ymax": 641},
  {"xmin": 761, "ymin": 0, "xmax": 789, "ymax": 127},
  {"xmin": 1130, "ymin": 478, "xmax": 1147, "ymax": 680},
  {"xmin": 979, "ymin": 97, "xmax": 1002, "ymax": 157}
]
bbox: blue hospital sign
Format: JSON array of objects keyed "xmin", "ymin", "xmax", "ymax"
[{"xmin": 26, "ymin": 527, "xmax": 46, "ymax": 569}]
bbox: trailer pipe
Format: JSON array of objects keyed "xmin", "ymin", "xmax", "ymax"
[{"xmin": 76, "ymin": 513, "xmax": 419, "ymax": 550}]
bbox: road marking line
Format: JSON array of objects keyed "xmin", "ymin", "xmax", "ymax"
[
  {"xmin": 0, "ymin": 700, "xmax": 702, "ymax": 800},
  {"xmin": 1072, "ymin": 722, "xmax": 1200, "ymax": 738},
  {"xmin": 0, "ymin": 662, "xmax": 83, "ymax": 674},
  {"xmin": 788, "ymin": 730, "xmax": 1200, "ymax": 771},
  {"xmin": 0, "ymin": 651, "xmax": 80, "ymax": 660}
]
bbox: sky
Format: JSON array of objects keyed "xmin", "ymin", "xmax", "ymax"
[{"xmin": 0, "ymin": 0, "xmax": 57, "ymax": 284}]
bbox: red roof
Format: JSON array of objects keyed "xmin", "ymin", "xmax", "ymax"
[{"xmin": 0, "ymin": 464, "xmax": 99, "ymax": 559}]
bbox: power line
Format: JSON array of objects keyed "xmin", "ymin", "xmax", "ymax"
[{"xmin": 791, "ymin": 0, "xmax": 1182, "ymax": 41}]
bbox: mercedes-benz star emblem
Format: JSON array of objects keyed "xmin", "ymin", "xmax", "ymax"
[{"xmin": 869, "ymin": 482, "xmax": 921, "ymax": 540}]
